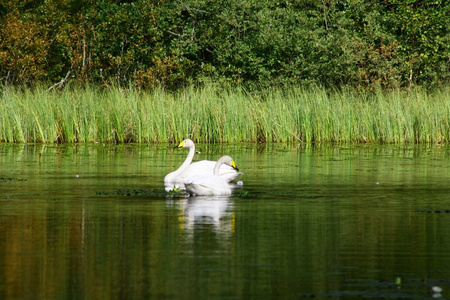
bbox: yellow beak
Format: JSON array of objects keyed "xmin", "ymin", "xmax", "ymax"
[{"xmin": 231, "ymin": 160, "xmax": 239, "ymax": 171}]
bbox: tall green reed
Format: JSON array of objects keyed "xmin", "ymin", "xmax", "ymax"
[{"xmin": 0, "ymin": 84, "xmax": 448, "ymax": 144}]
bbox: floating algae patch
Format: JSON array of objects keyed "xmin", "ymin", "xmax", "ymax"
[
  {"xmin": 96, "ymin": 189, "xmax": 191, "ymax": 197},
  {"xmin": 0, "ymin": 177, "xmax": 27, "ymax": 182},
  {"xmin": 303, "ymin": 277, "xmax": 449, "ymax": 299},
  {"xmin": 96, "ymin": 189, "xmax": 169, "ymax": 197},
  {"xmin": 416, "ymin": 209, "xmax": 450, "ymax": 214}
]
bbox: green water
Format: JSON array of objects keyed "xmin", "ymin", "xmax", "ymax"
[{"xmin": 1, "ymin": 143, "xmax": 450, "ymax": 299}]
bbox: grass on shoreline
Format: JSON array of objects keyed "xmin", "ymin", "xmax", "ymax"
[{"xmin": 0, "ymin": 84, "xmax": 449, "ymax": 144}]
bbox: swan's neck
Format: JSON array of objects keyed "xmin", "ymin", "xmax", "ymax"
[
  {"xmin": 174, "ymin": 145, "xmax": 195, "ymax": 176},
  {"xmin": 213, "ymin": 159, "xmax": 223, "ymax": 175}
]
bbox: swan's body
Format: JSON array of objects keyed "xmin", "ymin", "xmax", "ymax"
[
  {"xmin": 185, "ymin": 156, "xmax": 239, "ymax": 196},
  {"xmin": 175, "ymin": 160, "xmax": 242, "ymax": 183},
  {"xmin": 164, "ymin": 139, "xmax": 243, "ymax": 191}
]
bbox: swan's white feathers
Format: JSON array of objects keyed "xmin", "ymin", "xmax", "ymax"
[
  {"xmin": 164, "ymin": 139, "xmax": 196, "ymax": 187},
  {"xmin": 185, "ymin": 155, "xmax": 239, "ymax": 196},
  {"xmin": 164, "ymin": 139, "xmax": 242, "ymax": 191},
  {"xmin": 175, "ymin": 160, "xmax": 242, "ymax": 183}
]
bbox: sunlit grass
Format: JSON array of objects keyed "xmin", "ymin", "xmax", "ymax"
[{"xmin": 0, "ymin": 84, "xmax": 449, "ymax": 144}]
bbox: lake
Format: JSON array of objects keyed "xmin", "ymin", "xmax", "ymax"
[{"xmin": 1, "ymin": 143, "xmax": 450, "ymax": 299}]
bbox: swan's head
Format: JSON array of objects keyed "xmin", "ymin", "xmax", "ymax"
[
  {"xmin": 219, "ymin": 155, "xmax": 239, "ymax": 171},
  {"xmin": 176, "ymin": 139, "xmax": 195, "ymax": 149}
]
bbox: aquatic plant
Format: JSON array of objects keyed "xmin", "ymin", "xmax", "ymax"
[{"xmin": 0, "ymin": 85, "xmax": 449, "ymax": 144}]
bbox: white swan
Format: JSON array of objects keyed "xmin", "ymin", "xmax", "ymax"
[
  {"xmin": 185, "ymin": 155, "xmax": 239, "ymax": 196},
  {"xmin": 164, "ymin": 139, "xmax": 196, "ymax": 190},
  {"xmin": 164, "ymin": 139, "xmax": 243, "ymax": 191}
]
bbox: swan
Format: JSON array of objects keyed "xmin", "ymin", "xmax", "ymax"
[
  {"xmin": 164, "ymin": 139, "xmax": 243, "ymax": 191},
  {"xmin": 185, "ymin": 155, "xmax": 239, "ymax": 196},
  {"xmin": 164, "ymin": 139, "xmax": 196, "ymax": 190}
]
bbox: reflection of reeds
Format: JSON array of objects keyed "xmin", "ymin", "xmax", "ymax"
[{"xmin": 0, "ymin": 85, "xmax": 449, "ymax": 143}]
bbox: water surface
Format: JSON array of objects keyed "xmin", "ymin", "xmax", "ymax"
[{"xmin": 1, "ymin": 143, "xmax": 450, "ymax": 299}]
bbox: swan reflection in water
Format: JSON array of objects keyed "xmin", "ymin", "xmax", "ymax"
[{"xmin": 167, "ymin": 196, "xmax": 235, "ymax": 238}]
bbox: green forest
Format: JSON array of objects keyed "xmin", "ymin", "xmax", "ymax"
[
  {"xmin": 1, "ymin": 0, "xmax": 449, "ymax": 144},
  {"xmin": 1, "ymin": 0, "xmax": 449, "ymax": 90}
]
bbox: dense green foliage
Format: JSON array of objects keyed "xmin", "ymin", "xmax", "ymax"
[
  {"xmin": 0, "ymin": 0, "xmax": 448, "ymax": 89},
  {"xmin": 1, "ymin": 85, "xmax": 449, "ymax": 143}
]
